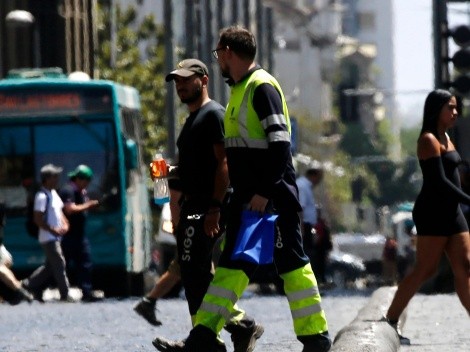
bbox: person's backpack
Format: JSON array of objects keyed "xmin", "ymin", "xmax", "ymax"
[{"xmin": 25, "ymin": 190, "xmax": 49, "ymax": 238}]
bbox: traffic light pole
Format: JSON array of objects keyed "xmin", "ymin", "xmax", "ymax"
[
  {"xmin": 433, "ymin": 0, "xmax": 449, "ymax": 89},
  {"xmin": 164, "ymin": 0, "xmax": 176, "ymax": 160}
]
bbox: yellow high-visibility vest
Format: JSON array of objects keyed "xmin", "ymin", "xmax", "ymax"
[{"xmin": 225, "ymin": 69, "xmax": 291, "ymax": 149}]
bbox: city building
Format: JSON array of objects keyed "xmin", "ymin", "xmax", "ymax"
[
  {"xmin": 341, "ymin": 0, "xmax": 399, "ymax": 158},
  {"xmin": 0, "ymin": 0, "xmax": 96, "ymax": 78}
]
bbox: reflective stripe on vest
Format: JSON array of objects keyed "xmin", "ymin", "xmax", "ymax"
[{"xmin": 225, "ymin": 69, "xmax": 290, "ymax": 149}]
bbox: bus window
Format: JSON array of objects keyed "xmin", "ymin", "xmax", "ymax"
[
  {"xmin": 0, "ymin": 127, "xmax": 34, "ymax": 215},
  {"xmin": 0, "ymin": 121, "xmax": 121, "ymax": 214},
  {"xmin": 34, "ymin": 122, "xmax": 121, "ymax": 211}
]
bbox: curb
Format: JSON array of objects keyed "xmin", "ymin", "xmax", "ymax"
[{"xmin": 331, "ymin": 286, "xmax": 406, "ymax": 352}]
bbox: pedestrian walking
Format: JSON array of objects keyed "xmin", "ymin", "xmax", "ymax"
[
  {"xmin": 296, "ymin": 167, "xmax": 321, "ymax": 259},
  {"xmin": 0, "ymin": 202, "xmax": 33, "ymax": 304},
  {"xmin": 134, "ymin": 187, "xmax": 182, "ymax": 326},
  {"xmin": 312, "ymin": 206, "xmax": 333, "ymax": 285},
  {"xmin": 382, "ymin": 236, "xmax": 398, "ymax": 285},
  {"xmin": 296, "ymin": 165, "xmax": 327, "ymax": 283},
  {"xmin": 384, "ymin": 89, "xmax": 470, "ymax": 344},
  {"xmin": 59, "ymin": 164, "xmax": 102, "ymax": 302},
  {"xmin": 159, "ymin": 26, "xmax": 331, "ymax": 352},
  {"xmin": 149, "ymin": 58, "xmax": 262, "ymax": 352},
  {"xmin": 22, "ymin": 164, "xmax": 74, "ymax": 302}
]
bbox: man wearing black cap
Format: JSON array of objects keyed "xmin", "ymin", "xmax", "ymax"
[
  {"xmin": 150, "ymin": 58, "xmax": 263, "ymax": 352},
  {"xmin": 59, "ymin": 165, "xmax": 101, "ymax": 302},
  {"xmin": 22, "ymin": 164, "xmax": 73, "ymax": 302},
  {"xmin": 178, "ymin": 26, "xmax": 331, "ymax": 352}
]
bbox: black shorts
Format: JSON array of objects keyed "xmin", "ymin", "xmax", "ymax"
[{"xmin": 412, "ymin": 202, "xmax": 469, "ymax": 236}]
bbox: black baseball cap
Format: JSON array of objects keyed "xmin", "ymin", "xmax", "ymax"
[{"xmin": 165, "ymin": 59, "xmax": 209, "ymax": 82}]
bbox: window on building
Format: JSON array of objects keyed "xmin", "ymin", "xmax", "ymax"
[{"xmin": 358, "ymin": 12, "xmax": 375, "ymax": 31}]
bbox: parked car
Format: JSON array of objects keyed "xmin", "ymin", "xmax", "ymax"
[
  {"xmin": 325, "ymin": 249, "xmax": 367, "ymax": 289},
  {"xmin": 333, "ymin": 232, "xmax": 386, "ymax": 276}
]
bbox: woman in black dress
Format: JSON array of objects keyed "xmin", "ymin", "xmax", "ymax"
[{"xmin": 384, "ymin": 89, "xmax": 470, "ymax": 343}]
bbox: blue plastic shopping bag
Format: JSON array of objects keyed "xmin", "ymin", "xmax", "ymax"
[{"xmin": 231, "ymin": 210, "xmax": 279, "ymax": 264}]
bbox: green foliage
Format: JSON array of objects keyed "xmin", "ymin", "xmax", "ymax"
[
  {"xmin": 375, "ymin": 119, "xmax": 396, "ymax": 155},
  {"xmin": 339, "ymin": 120, "xmax": 418, "ymax": 207},
  {"xmin": 400, "ymin": 126, "xmax": 420, "ymax": 157},
  {"xmin": 291, "ymin": 110, "xmax": 352, "ymax": 230},
  {"xmin": 96, "ymin": 3, "xmax": 167, "ymax": 163},
  {"xmin": 339, "ymin": 123, "xmax": 378, "ymax": 157}
]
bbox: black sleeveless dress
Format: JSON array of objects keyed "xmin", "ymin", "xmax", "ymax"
[{"xmin": 412, "ymin": 150, "xmax": 470, "ymax": 236}]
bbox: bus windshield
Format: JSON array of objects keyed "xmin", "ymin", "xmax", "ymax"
[{"xmin": 0, "ymin": 120, "xmax": 120, "ymax": 214}]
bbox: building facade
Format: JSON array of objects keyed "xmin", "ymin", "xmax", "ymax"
[{"xmin": 0, "ymin": 0, "xmax": 96, "ymax": 78}]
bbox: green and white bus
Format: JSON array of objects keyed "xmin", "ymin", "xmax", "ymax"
[{"xmin": 0, "ymin": 68, "xmax": 152, "ymax": 296}]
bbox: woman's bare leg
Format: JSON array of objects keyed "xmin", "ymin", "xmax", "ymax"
[
  {"xmin": 445, "ymin": 232, "xmax": 470, "ymax": 314},
  {"xmin": 387, "ymin": 236, "xmax": 448, "ymax": 321}
]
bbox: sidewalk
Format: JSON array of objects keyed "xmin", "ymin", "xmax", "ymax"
[
  {"xmin": 332, "ymin": 286, "xmax": 469, "ymax": 352},
  {"xmin": 399, "ymin": 292, "xmax": 469, "ymax": 351}
]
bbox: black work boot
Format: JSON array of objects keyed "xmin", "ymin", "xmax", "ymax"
[
  {"xmin": 152, "ymin": 337, "xmax": 185, "ymax": 352},
  {"xmin": 134, "ymin": 297, "xmax": 162, "ymax": 326},
  {"xmin": 299, "ymin": 332, "xmax": 332, "ymax": 352},
  {"xmin": 183, "ymin": 325, "xmax": 219, "ymax": 352},
  {"xmin": 224, "ymin": 318, "xmax": 264, "ymax": 352},
  {"xmin": 152, "ymin": 337, "xmax": 226, "ymax": 352}
]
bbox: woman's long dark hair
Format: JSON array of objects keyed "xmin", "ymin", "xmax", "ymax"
[{"xmin": 419, "ymin": 89, "xmax": 453, "ymax": 140}]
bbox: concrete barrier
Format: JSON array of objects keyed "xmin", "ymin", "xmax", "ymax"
[{"xmin": 331, "ymin": 286, "xmax": 406, "ymax": 352}]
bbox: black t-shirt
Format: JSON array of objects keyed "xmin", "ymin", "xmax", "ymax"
[
  {"xmin": 175, "ymin": 100, "xmax": 225, "ymax": 197},
  {"xmin": 59, "ymin": 183, "xmax": 86, "ymax": 237}
]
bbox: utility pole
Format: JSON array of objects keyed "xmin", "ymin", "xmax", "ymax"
[
  {"xmin": 185, "ymin": 0, "xmax": 194, "ymax": 58},
  {"xmin": 433, "ymin": 0, "xmax": 449, "ymax": 89},
  {"xmin": 164, "ymin": 0, "xmax": 176, "ymax": 159},
  {"xmin": 205, "ymin": 0, "xmax": 214, "ymax": 98},
  {"xmin": 232, "ymin": 0, "xmax": 239, "ymax": 24},
  {"xmin": 256, "ymin": 0, "xmax": 264, "ymax": 67},
  {"xmin": 216, "ymin": 0, "xmax": 226, "ymax": 104},
  {"xmin": 266, "ymin": 7, "xmax": 274, "ymax": 72},
  {"xmin": 243, "ymin": 0, "xmax": 250, "ymax": 28}
]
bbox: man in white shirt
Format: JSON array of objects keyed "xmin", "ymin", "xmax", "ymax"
[
  {"xmin": 296, "ymin": 165, "xmax": 323, "ymax": 260},
  {"xmin": 22, "ymin": 164, "xmax": 72, "ymax": 302}
]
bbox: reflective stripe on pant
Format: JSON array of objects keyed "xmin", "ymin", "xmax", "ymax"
[
  {"xmin": 192, "ymin": 303, "xmax": 247, "ymax": 345},
  {"xmin": 195, "ymin": 267, "xmax": 250, "ymax": 333},
  {"xmin": 195, "ymin": 195, "xmax": 328, "ymax": 336},
  {"xmin": 281, "ymin": 263, "xmax": 328, "ymax": 336}
]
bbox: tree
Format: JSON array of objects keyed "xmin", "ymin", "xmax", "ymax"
[
  {"xmin": 339, "ymin": 119, "xmax": 418, "ymax": 207},
  {"xmin": 400, "ymin": 126, "xmax": 420, "ymax": 158},
  {"xmin": 292, "ymin": 110, "xmax": 353, "ymax": 230},
  {"xmin": 96, "ymin": 3, "xmax": 167, "ymax": 162}
]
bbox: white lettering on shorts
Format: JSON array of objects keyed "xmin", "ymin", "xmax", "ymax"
[
  {"xmin": 275, "ymin": 230, "xmax": 283, "ymax": 249},
  {"xmin": 182, "ymin": 225, "xmax": 195, "ymax": 261}
]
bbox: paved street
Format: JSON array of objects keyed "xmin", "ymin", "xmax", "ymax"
[
  {"xmin": 1, "ymin": 288, "xmax": 469, "ymax": 351},
  {"xmin": 400, "ymin": 293, "xmax": 470, "ymax": 352},
  {"xmin": 1, "ymin": 288, "xmax": 369, "ymax": 352}
]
